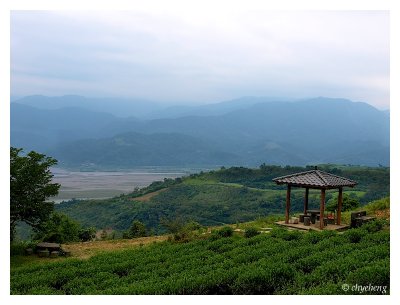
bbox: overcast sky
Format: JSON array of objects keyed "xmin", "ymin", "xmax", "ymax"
[{"xmin": 10, "ymin": 10, "xmax": 389, "ymax": 109}]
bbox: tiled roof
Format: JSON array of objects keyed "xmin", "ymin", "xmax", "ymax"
[{"xmin": 272, "ymin": 170, "xmax": 357, "ymax": 188}]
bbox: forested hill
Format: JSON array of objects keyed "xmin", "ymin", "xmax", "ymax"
[
  {"xmin": 11, "ymin": 96, "xmax": 389, "ymax": 167},
  {"xmin": 56, "ymin": 164, "xmax": 390, "ymax": 234}
]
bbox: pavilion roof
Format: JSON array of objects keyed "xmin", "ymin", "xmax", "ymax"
[{"xmin": 272, "ymin": 169, "xmax": 357, "ymax": 189}]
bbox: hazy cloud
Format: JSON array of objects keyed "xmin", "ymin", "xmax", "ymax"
[{"xmin": 11, "ymin": 10, "xmax": 389, "ymax": 108}]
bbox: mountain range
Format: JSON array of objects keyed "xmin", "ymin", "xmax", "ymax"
[{"xmin": 10, "ymin": 95, "xmax": 390, "ymax": 168}]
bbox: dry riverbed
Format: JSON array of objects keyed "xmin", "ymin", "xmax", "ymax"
[{"xmin": 51, "ymin": 168, "xmax": 187, "ymax": 202}]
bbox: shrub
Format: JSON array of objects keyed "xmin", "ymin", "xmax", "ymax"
[
  {"xmin": 346, "ymin": 259, "xmax": 390, "ymax": 292},
  {"xmin": 326, "ymin": 194, "xmax": 360, "ymax": 212},
  {"xmin": 344, "ymin": 229, "xmax": 365, "ymax": 243},
  {"xmin": 232, "ymin": 263, "xmax": 296, "ymax": 294},
  {"xmin": 161, "ymin": 218, "xmax": 202, "ymax": 242},
  {"xmin": 10, "ymin": 241, "xmax": 36, "ymax": 256},
  {"xmin": 216, "ymin": 226, "xmax": 234, "ymax": 238},
  {"xmin": 78, "ymin": 227, "xmax": 96, "ymax": 242},
  {"xmin": 124, "ymin": 220, "xmax": 146, "ymax": 238},
  {"xmin": 360, "ymin": 219, "xmax": 388, "ymax": 233},
  {"xmin": 365, "ymin": 197, "xmax": 390, "ymax": 213},
  {"xmin": 244, "ymin": 227, "xmax": 260, "ymax": 238},
  {"xmin": 270, "ymin": 228, "xmax": 301, "ymax": 241},
  {"xmin": 33, "ymin": 212, "xmax": 80, "ymax": 243}
]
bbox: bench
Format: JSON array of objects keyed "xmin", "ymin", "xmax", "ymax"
[
  {"xmin": 351, "ymin": 211, "xmax": 376, "ymax": 228},
  {"xmin": 36, "ymin": 242, "xmax": 62, "ymax": 258},
  {"xmin": 36, "ymin": 242, "xmax": 61, "ymax": 252}
]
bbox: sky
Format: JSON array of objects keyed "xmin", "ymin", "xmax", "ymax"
[{"xmin": 10, "ymin": 10, "xmax": 390, "ymax": 109}]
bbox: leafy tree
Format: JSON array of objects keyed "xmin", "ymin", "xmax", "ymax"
[
  {"xmin": 10, "ymin": 147, "xmax": 60, "ymax": 241},
  {"xmin": 128, "ymin": 220, "xmax": 147, "ymax": 238},
  {"xmin": 34, "ymin": 212, "xmax": 80, "ymax": 243},
  {"xmin": 326, "ymin": 194, "xmax": 360, "ymax": 212},
  {"xmin": 215, "ymin": 226, "xmax": 234, "ymax": 238},
  {"xmin": 78, "ymin": 227, "xmax": 96, "ymax": 242},
  {"xmin": 160, "ymin": 218, "xmax": 202, "ymax": 241}
]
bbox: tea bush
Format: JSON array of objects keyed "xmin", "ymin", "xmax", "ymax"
[{"xmin": 11, "ymin": 226, "xmax": 389, "ymax": 295}]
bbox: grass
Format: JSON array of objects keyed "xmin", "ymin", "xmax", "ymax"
[
  {"xmin": 61, "ymin": 235, "xmax": 169, "ymax": 259},
  {"xmin": 341, "ymin": 197, "xmax": 390, "ymax": 225},
  {"xmin": 11, "ymin": 235, "xmax": 170, "ymax": 270}
]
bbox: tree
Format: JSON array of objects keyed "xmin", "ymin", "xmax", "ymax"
[
  {"xmin": 125, "ymin": 220, "xmax": 146, "ymax": 238},
  {"xmin": 10, "ymin": 147, "xmax": 60, "ymax": 241},
  {"xmin": 326, "ymin": 193, "xmax": 360, "ymax": 212},
  {"xmin": 78, "ymin": 227, "xmax": 96, "ymax": 242},
  {"xmin": 33, "ymin": 212, "xmax": 80, "ymax": 243}
]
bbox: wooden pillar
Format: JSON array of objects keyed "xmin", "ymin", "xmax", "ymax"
[
  {"xmin": 337, "ymin": 187, "xmax": 343, "ymax": 225},
  {"xmin": 285, "ymin": 185, "xmax": 291, "ymax": 224},
  {"xmin": 304, "ymin": 188, "xmax": 309, "ymax": 215},
  {"xmin": 320, "ymin": 189, "xmax": 326, "ymax": 229}
]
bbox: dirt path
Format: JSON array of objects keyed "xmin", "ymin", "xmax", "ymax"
[
  {"xmin": 129, "ymin": 188, "xmax": 167, "ymax": 202},
  {"xmin": 62, "ymin": 235, "xmax": 169, "ymax": 259}
]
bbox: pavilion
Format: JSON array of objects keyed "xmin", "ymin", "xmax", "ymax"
[{"xmin": 272, "ymin": 168, "xmax": 357, "ymax": 229}]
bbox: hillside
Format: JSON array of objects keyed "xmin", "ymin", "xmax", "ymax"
[
  {"xmin": 11, "ymin": 96, "xmax": 390, "ymax": 167},
  {"xmin": 10, "ymin": 103, "xmax": 120, "ymax": 151},
  {"xmin": 11, "ymin": 222, "xmax": 390, "ymax": 294},
  {"xmin": 56, "ymin": 165, "xmax": 390, "ymax": 233}
]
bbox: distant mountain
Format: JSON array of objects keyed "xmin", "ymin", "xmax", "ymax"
[
  {"xmin": 145, "ymin": 96, "xmax": 291, "ymax": 119},
  {"xmin": 12, "ymin": 95, "xmax": 163, "ymax": 118},
  {"xmin": 49, "ymin": 132, "xmax": 239, "ymax": 168},
  {"xmin": 11, "ymin": 103, "xmax": 120, "ymax": 151},
  {"xmin": 10, "ymin": 96, "xmax": 390, "ymax": 167}
]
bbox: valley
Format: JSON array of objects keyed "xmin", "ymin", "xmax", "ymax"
[
  {"xmin": 51, "ymin": 168, "xmax": 189, "ymax": 202},
  {"xmin": 55, "ymin": 164, "xmax": 389, "ymax": 234}
]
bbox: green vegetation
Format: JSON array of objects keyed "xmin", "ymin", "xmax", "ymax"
[
  {"xmin": 10, "ymin": 147, "xmax": 60, "ymax": 241},
  {"xmin": 56, "ymin": 165, "xmax": 389, "ymax": 234},
  {"xmin": 364, "ymin": 197, "xmax": 390, "ymax": 214},
  {"xmin": 341, "ymin": 197, "xmax": 390, "ymax": 225},
  {"xmin": 34, "ymin": 212, "xmax": 81, "ymax": 243},
  {"xmin": 326, "ymin": 194, "xmax": 360, "ymax": 212},
  {"xmin": 10, "ymin": 222, "xmax": 389, "ymax": 295},
  {"xmin": 123, "ymin": 221, "xmax": 147, "ymax": 239},
  {"xmin": 161, "ymin": 218, "xmax": 203, "ymax": 242},
  {"xmin": 244, "ymin": 227, "xmax": 260, "ymax": 238},
  {"xmin": 213, "ymin": 226, "xmax": 234, "ymax": 238}
]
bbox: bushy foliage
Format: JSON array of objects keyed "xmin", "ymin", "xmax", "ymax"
[
  {"xmin": 346, "ymin": 259, "xmax": 390, "ymax": 290},
  {"xmin": 344, "ymin": 229, "xmax": 364, "ymax": 244},
  {"xmin": 214, "ymin": 226, "xmax": 234, "ymax": 238},
  {"xmin": 10, "ymin": 241, "xmax": 36, "ymax": 256},
  {"xmin": 10, "ymin": 147, "xmax": 60, "ymax": 241},
  {"xmin": 244, "ymin": 227, "xmax": 260, "ymax": 238},
  {"xmin": 360, "ymin": 219, "xmax": 388, "ymax": 233},
  {"xmin": 78, "ymin": 227, "xmax": 96, "ymax": 242},
  {"xmin": 33, "ymin": 212, "xmax": 80, "ymax": 243},
  {"xmin": 123, "ymin": 221, "xmax": 146, "ymax": 239},
  {"xmin": 326, "ymin": 194, "xmax": 360, "ymax": 212},
  {"xmin": 11, "ymin": 226, "xmax": 389, "ymax": 295},
  {"xmin": 365, "ymin": 197, "xmax": 390, "ymax": 213},
  {"xmin": 270, "ymin": 228, "xmax": 302, "ymax": 241},
  {"xmin": 161, "ymin": 218, "xmax": 203, "ymax": 242}
]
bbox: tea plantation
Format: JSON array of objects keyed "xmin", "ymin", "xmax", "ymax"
[{"xmin": 11, "ymin": 223, "xmax": 389, "ymax": 295}]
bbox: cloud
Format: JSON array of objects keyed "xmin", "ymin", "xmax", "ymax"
[{"xmin": 11, "ymin": 10, "xmax": 389, "ymax": 108}]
